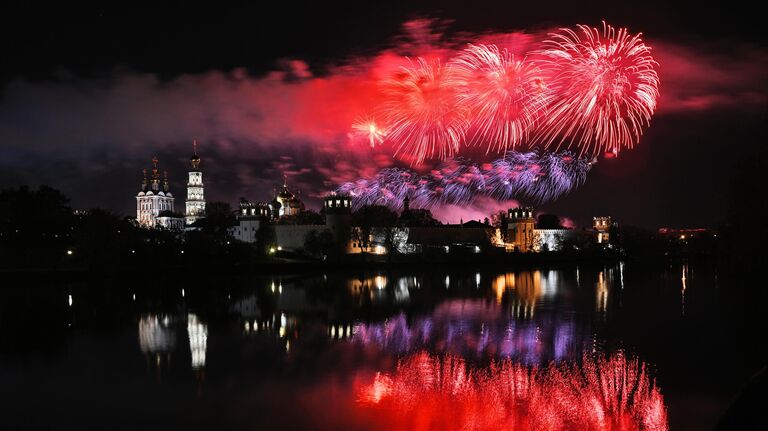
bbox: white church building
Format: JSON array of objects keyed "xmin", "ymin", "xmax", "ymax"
[
  {"xmin": 135, "ymin": 142, "xmax": 205, "ymax": 230},
  {"xmin": 136, "ymin": 156, "xmax": 182, "ymax": 229}
]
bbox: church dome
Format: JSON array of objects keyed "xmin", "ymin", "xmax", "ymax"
[
  {"xmin": 278, "ymin": 185, "xmax": 294, "ymax": 200},
  {"xmin": 288, "ymin": 196, "xmax": 302, "ymax": 208}
]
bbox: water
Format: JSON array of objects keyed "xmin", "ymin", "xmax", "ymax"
[{"xmin": 0, "ymin": 263, "xmax": 761, "ymax": 430}]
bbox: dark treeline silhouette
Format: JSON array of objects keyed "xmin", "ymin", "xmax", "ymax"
[{"xmin": 0, "ymin": 186, "xmax": 253, "ymax": 271}]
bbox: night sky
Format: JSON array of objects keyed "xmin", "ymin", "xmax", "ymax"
[{"xmin": 1, "ymin": 1, "xmax": 765, "ymax": 228}]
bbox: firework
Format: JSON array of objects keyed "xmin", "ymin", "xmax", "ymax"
[
  {"xmin": 380, "ymin": 58, "xmax": 470, "ymax": 164},
  {"xmin": 533, "ymin": 22, "xmax": 660, "ymax": 156},
  {"xmin": 356, "ymin": 351, "xmax": 668, "ymax": 431},
  {"xmin": 336, "ymin": 151, "xmax": 591, "ymax": 210},
  {"xmin": 450, "ymin": 44, "xmax": 551, "ymax": 154},
  {"xmin": 351, "ymin": 116, "xmax": 387, "ymax": 148},
  {"xmin": 340, "ymin": 22, "xmax": 659, "ymax": 208}
]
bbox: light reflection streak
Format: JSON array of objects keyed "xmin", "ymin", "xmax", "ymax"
[
  {"xmin": 596, "ymin": 270, "xmax": 608, "ymax": 316},
  {"xmin": 187, "ymin": 313, "xmax": 207, "ymax": 370},
  {"xmin": 681, "ymin": 264, "xmax": 688, "ymax": 317}
]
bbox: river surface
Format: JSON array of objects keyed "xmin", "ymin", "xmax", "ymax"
[{"xmin": 0, "ymin": 263, "xmax": 762, "ymax": 430}]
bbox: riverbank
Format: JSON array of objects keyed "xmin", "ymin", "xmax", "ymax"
[{"xmin": 0, "ymin": 248, "xmax": 675, "ymax": 282}]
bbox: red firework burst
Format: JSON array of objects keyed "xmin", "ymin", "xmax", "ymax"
[
  {"xmin": 534, "ymin": 22, "xmax": 659, "ymax": 156},
  {"xmin": 450, "ymin": 44, "xmax": 551, "ymax": 154},
  {"xmin": 380, "ymin": 58, "xmax": 469, "ymax": 164},
  {"xmin": 351, "ymin": 116, "xmax": 387, "ymax": 148}
]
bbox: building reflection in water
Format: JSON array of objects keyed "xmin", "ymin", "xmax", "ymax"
[
  {"xmin": 182, "ymin": 267, "xmax": 626, "ymax": 364},
  {"xmin": 348, "ymin": 275, "xmax": 391, "ymax": 303},
  {"xmin": 138, "ymin": 314, "xmax": 176, "ymax": 369},
  {"xmin": 620, "ymin": 261, "xmax": 626, "ymax": 289},
  {"xmin": 490, "ymin": 270, "xmax": 559, "ymax": 318},
  {"xmin": 239, "ymin": 308, "xmax": 300, "ymax": 352},
  {"xmin": 596, "ymin": 270, "xmax": 608, "ymax": 316},
  {"xmin": 394, "ymin": 277, "xmax": 412, "ymax": 304},
  {"xmin": 353, "ymin": 299, "xmax": 589, "ymax": 364},
  {"xmin": 187, "ymin": 313, "xmax": 207, "ymax": 370},
  {"xmin": 329, "ymin": 323, "xmax": 353, "ymax": 340},
  {"xmin": 138, "ymin": 313, "xmax": 209, "ymax": 371},
  {"xmin": 347, "ymin": 275, "xmax": 420, "ymax": 305}
]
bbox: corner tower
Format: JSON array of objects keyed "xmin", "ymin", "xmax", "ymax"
[
  {"xmin": 324, "ymin": 192, "xmax": 352, "ymax": 244},
  {"xmin": 507, "ymin": 207, "xmax": 535, "ymax": 252},
  {"xmin": 593, "ymin": 216, "xmax": 612, "ymax": 244},
  {"xmin": 185, "ymin": 140, "xmax": 206, "ymax": 225}
]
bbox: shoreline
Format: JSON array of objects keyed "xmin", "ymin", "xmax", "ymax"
[{"xmin": 0, "ymin": 251, "xmax": 697, "ymax": 282}]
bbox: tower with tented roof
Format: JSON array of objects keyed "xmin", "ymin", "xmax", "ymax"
[{"xmin": 185, "ymin": 140, "xmax": 206, "ymax": 225}]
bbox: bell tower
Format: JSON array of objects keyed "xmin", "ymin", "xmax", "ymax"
[{"xmin": 185, "ymin": 140, "xmax": 206, "ymax": 225}]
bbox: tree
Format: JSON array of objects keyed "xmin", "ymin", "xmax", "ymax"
[
  {"xmin": 304, "ymin": 229, "xmax": 336, "ymax": 259},
  {"xmin": 255, "ymin": 223, "xmax": 277, "ymax": 255},
  {"xmin": 0, "ymin": 185, "xmax": 75, "ymax": 268},
  {"xmin": 203, "ymin": 201, "xmax": 236, "ymax": 234},
  {"xmin": 351, "ymin": 205, "xmax": 398, "ymax": 255},
  {"xmin": 72, "ymin": 208, "xmax": 144, "ymax": 269},
  {"xmin": 537, "ymin": 214, "xmax": 562, "ymax": 229},
  {"xmin": 561, "ymin": 231, "xmax": 594, "ymax": 252},
  {"xmin": 400, "ymin": 208, "xmax": 441, "ymax": 227}
]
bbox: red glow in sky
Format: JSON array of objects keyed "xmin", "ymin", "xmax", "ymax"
[{"xmin": 1, "ymin": 18, "xmax": 764, "ymax": 216}]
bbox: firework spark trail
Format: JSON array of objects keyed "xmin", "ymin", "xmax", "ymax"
[
  {"xmin": 358, "ymin": 22, "xmax": 658, "ymax": 162},
  {"xmin": 449, "ymin": 44, "xmax": 552, "ymax": 154},
  {"xmin": 532, "ymin": 22, "xmax": 660, "ymax": 156},
  {"xmin": 380, "ymin": 58, "xmax": 470, "ymax": 164},
  {"xmin": 351, "ymin": 116, "xmax": 387, "ymax": 148},
  {"xmin": 341, "ymin": 22, "xmax": 656, "ymax": 206},
  {"xmin": 336, "ymin": 151, "xmax": 591, "ymax": 210},
  {"xmin": 356, "ymin": 351, "xmax": 668, "ymax": 431}
]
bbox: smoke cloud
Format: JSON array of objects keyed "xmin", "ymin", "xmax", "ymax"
[{"xmin": 0, "ymin": 19, "xmax": 764, "ymax": 220}]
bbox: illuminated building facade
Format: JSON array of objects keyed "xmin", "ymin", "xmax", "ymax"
[
  {"xmin": 507, "ymin": 207, "xmax": 536, "ymax": 252},
  {"xmin": 230, "ymin": 199, "xmax": 271, "ymax": 243},
  {"xmin": 136, "ymin": 157, "xmax": 183, "ymax": 229},
  {"xmin": 272, "ymin": 177, "xmax": 305, "ymax": 218},
  {"xmin": 593, "ymin": 216, "xmax": 611, "ymax": 244},
  {"xmin": 230, "ymin": 191, "xmax": 353, "ymax": 252},
  {"xmin": 185, "ymin": 141, "xmax": 206, "ymax": 225},
  {"xmin": 227, "ymin": 182, "xmax": 604, "ymax": 255}
]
